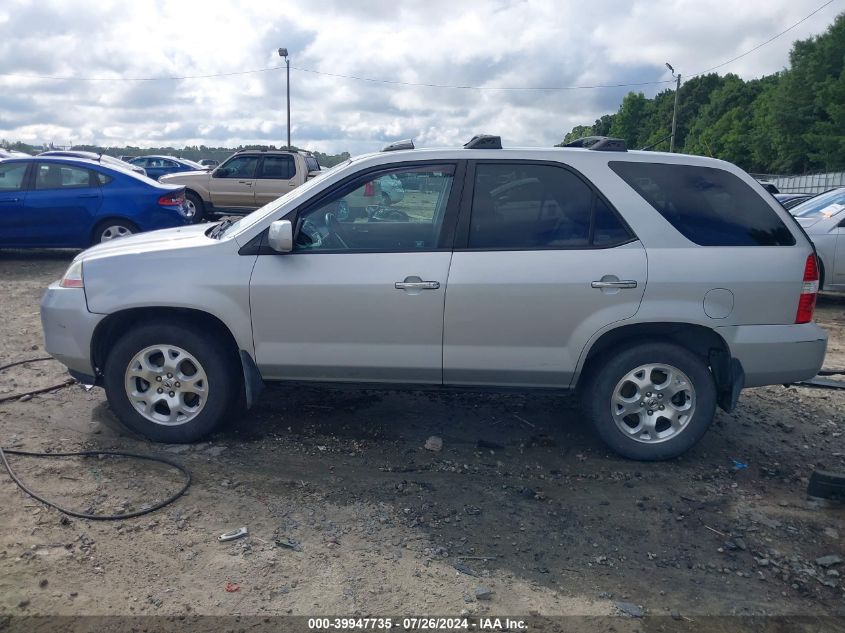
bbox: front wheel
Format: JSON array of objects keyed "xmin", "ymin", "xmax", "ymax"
[
  {"xmin": 581, "ymin": 342, "xmax": 717, "ymax": 461},
  {"xmin": 103, "ymin": 321, "xmax": 240, "ymax": 443}
]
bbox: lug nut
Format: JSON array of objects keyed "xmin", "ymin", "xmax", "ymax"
[
  {"xmin": 657, "ymin": 393, "xmax": 663, "ymax": 399},
  {"xmin": 639, "ymin": 402, "xmax": 644, "ymax": 407},
  {"xmin": 156, "ymin": 376, "xmax": 162, "ymax": 382},
  {"xmin": 647, "ymin": 410, "xmax": 653, "ymax": 415},
  {"xmin": 157, "ymin": 388, "xmax": 163, "ymax": 394},
  {"xmin": 659, "ymin": 405, "xmax": 665, "ymax": 410},
  {"xmin": 167, "ymin": 373, "xmax": 173, "ymax": 378},
  {"xmin": 175, "ymin": 382, "xmax": 181, "ymax": 388},
  {"xmin": 169, "ymin": 391, "xmax": 175, "ymax": 397},
  {"xmin": 646, "ymin": 392, "xmax": 652, "ymax": 397}
]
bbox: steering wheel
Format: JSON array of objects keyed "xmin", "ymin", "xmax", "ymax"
[{"xmin": 298, "ymin": 218, "xmax": 323, "ymax": 249}]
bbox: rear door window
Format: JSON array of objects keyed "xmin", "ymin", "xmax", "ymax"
[
  {"xmin": 467, "ymin": 163, "xmax": 632, "ymax": 249},
  {"xmin": 258, "ymin": 155, "xmax": 296, "ymax": 180},
  {"xmin": 609, "ymin": 162, "xmax": 795, "ymax": 246},
  {"xmin": 34, "ymin": 163, "xmax": 95, "ymax": 189}
]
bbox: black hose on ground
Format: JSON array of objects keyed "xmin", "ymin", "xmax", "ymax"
[{"xmin": 0, "ymin": 356, "xmax": 192, "ymax": 520}]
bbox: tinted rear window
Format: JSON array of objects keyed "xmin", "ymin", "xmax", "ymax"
[{"xmin": 609, "ymin": 162, "xmax": 795, "ymax": 246}]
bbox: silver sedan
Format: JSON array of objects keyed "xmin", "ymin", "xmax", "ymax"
[{"xmin": 793, "ymin": 187, "xmax": 845, "ymax": 291}]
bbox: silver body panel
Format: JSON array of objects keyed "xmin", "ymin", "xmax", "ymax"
[{"xmin": 41, "ymin": 147, "xmax": 827, "ymax": 396}]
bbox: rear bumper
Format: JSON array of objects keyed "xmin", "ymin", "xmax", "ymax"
[
  {"xmin": 715, "ymin": 323, "xmax": 828, "ymax": 387},
  {"xmin": 40, "ymin": 283, "xmax": 104, "ymax": 377}
]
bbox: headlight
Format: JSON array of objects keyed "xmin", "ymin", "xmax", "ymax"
[{"xmin": 59, "ymin": 260, "xmax": 84, "ymax": 288}]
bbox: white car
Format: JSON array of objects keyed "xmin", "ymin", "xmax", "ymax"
[{"xmin": 792, "ymin": 187, "xmax": 845, "ymax": 291}]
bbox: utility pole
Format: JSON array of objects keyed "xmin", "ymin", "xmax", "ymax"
[
  {"xmin": 666, "ymin": 63, "xmax": 681, "ymax": 153},
  {"xmin": 278, "ymin": 48, "xmax": 291, "ymax": 149}
]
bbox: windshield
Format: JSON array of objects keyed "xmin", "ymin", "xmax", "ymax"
[
  {"xmin": 792, "ymin": 188, "xmax": 845, "ymax": 218},
  {"xmin": 218, "ymin": 159, "xmax": 353, "ymax": 239}
]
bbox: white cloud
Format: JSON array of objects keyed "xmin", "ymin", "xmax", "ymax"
[{"xmin": 0, "ymin": 0, "xmax": 838, "ymax": 153}]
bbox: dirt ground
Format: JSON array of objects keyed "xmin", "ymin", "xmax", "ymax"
[{"xmin": 0, "ymin": 250, "xmax": 843, "ymax": 630}]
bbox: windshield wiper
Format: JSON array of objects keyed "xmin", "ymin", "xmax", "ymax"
[{"xmin": 209, "ymin": 218, "xmax": 235, "ymax": 239}]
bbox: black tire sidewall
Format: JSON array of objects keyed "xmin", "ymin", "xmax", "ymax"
[
  {"xmin": 103, "ymin": 322, "xmax": 237, "ymax": 443},
  {"xmin": 584, "ymin": 342, "xmax": 717, "ymax": 461}
]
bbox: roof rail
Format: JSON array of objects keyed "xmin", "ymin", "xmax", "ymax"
[
  {"xmin": 464, "ymin": 134, "xmax": 502, "ymax": 150},
  {"xmin": 564, "ymin": 136, "xmax": 627, "ymax": 152},
  {"xmin": 382, "ymin": 139, "xmax": 415, "ymax": 152}
]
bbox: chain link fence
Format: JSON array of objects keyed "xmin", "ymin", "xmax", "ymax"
[{"xmin": 751, "ymin": 171, "xmax": 845, "ymax": 194}]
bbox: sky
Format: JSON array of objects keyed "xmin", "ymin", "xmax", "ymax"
[{"xmin": 0, "ymin": 0, "xmax": 840, "ymax": 154}]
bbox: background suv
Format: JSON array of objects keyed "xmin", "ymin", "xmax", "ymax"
[
  {"xmin": 160, "ymin": 150, "xmax": 322, "ymax": 222},
  {"xmin": 41, "ymin": 137, "xmax": 826, "ymax": 461}
]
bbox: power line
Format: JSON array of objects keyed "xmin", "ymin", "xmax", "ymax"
[
  {"xmin": 290, "ymin": 66, "xmax": 673, "ymax": 91},
  {"xmin": 688, "ymin": 0, "xmax": 837, "ymax": 78},
  {"xmin": 0, "ymin": 65, "xmax": 288, "ymax": 82}
]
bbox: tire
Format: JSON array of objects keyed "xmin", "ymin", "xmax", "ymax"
[
  {"xmin": 103, "ymin": 321, "xmax": 240, "ymax": 443},
  {"xmin": 185, "ymin": 192, "xmax": 205, "ymax": 223},
  {"xmin": 581, "ymin": 341, "xmax": 717, "ymax": 461},
  {"xmin": 92, "ymin": 219, "xmax": 137, "ymax": 245}
]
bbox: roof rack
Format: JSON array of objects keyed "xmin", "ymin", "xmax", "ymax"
[
  {"xmin": 464, "ymin": 134, "xmax": 502, "ymax": 150},
  {"xmin": 564, "ymin": 136, "xmax": 627, "ymax": 152},
  {"xmin": 382, "ymin": 139, "xmax": 415, "ymax": 152}
]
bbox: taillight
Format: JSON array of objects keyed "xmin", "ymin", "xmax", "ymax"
[
  {"xmin": 158, "ymin": 190, "xmax": 185, "ymax": 206},
  {"xmin": 795, "ymin": 254, "xmax": 819, "ymax": 324}
]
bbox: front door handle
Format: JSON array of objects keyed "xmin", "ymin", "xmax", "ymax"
[
  {"xmin": 395, "ymin": 278, "xmax": 440, "ymax": 291},
  {"xmin": 591, "ymin": 280, "xmax": 638, "ymax": 289},
  {"xmin": 77, "ymin": 194, "xmax": 99, "ymax": 199},
  {"xmin": 238, "ymin": 180, "xmax": 252, "ymax": 186}
]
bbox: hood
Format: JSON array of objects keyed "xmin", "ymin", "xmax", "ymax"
[
  {"xmin": 76, "ymin": 223, "xmax": 213, "ymax": 262},
  {"xmin": 159, "ymin": 170, "xmax": 211, "ymax": 182}
]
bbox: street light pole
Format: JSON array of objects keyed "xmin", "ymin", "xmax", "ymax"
[
  {"xmin": 666, "ymin": 62, "xmax": 681, "ymax": 153},
  {"xmin": 278, "ymin": 48, "xmax": 291, "ymax": 149}
]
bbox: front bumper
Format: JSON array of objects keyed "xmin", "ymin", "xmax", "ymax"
[
  {"xmin": 40, "ymin": 283, "xmax": 105, "ymax": 379},
  {"xmin": 715, "ymin": 323, "xmax": 828, "ymax": 387}
]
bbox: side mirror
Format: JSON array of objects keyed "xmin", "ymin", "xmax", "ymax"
[
  {"xmin": 213, "ymin": 167, "xmax": 228, "ymax": 178},
  {"xmin": 268, "ymin": 220, "xmax": 293, "ymax": 253}
]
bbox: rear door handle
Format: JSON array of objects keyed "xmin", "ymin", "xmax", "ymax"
[
  {"xmin": 395, "ymin": 280, "xmax": 440, "ymax": 290},
  {"xmin": 0, "ymin": 198, "xmax": 21, "ymax": 203},
  {"xmin": 77, "ymin": 194, "xmax": 99, "ymax": 199},
  {"xmin": 591, "ymin": 280, "xmax": 638, "ymax": 289},
  {"xmin": 238, "ymin": 180, "xmax": 252, "ymax": 186}
]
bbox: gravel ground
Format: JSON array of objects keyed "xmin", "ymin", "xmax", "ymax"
[{"xmin": 0, "ymin": 250, "xmax": 843, "ymax": 630}]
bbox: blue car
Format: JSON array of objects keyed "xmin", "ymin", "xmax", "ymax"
[
  {"xmin": 0, "ymin": 156, "xmax": 189, "ymax": 247},
  {"xmin": 126, "ymin": 155, "xmax": 206, "ymax": 181}
]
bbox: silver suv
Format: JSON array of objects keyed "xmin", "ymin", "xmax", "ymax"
[{"xmin": 40, "ymin": 136, "xmax": 827, "ymax": 461}]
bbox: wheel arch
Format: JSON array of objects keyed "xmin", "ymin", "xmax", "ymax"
[
  {"xmin": 90, "ymin": 217, "xmax": 139, "ymax": 245},
  {"xmin": 575, "ymin": 321, "xmax": 739, "ymax": 411},
  {"xmin": 91, "ymin": 306, "xmax": 262, "ymax": 406}
]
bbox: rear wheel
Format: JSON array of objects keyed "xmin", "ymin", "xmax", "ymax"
[
  {"xmin": 93, "ymin": 219, "xmax": 137, "ymax": 244},
  {"xmin": 103, "ymin": 321, "xmax": 240, "ymax": 443},
  {"xmin": 185, "ymin": 192, "xmax": 205, "ymax": 223},
  {"xmin": 582, "ymin": 342, "xmax": 717, "ymax": 461}
]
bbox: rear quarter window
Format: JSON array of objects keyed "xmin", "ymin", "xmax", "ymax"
[{"xmin": 609, "ymin": 162, "xmax": 795, "ymax": 246}]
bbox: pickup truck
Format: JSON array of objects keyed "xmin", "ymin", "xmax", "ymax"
[{"xmin": 160, "ymin": 150, "xmax": 321, "ymax": 222}]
